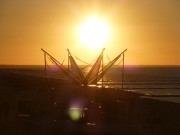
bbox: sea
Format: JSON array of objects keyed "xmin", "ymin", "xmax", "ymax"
[{"xmin": 0, "ymin": 65, "xmax": 180, "ymax": 103}]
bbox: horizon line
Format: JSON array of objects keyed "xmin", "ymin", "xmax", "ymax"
[{"xmin": 1, "ymin": 64, "xmax": 180, "ymax": 67}]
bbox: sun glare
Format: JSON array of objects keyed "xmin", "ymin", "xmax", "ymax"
[{"xmin": 80, "ymin": 17, "xmax": 109, "ymax": 49}]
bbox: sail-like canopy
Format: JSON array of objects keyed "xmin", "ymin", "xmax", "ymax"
[
  {"xmin": 96, "ymin": 49, "xmax": 127, "ymax": 83},
  {"xmin": 83, "ymin": 48, "xmax": 104, "ymax": 85},
  {"xmin": 41, "ymin": 48, "xmax": 127, "ymax": 86},
  {"xmin": 41, "ymin": 49, "xmax": 82, "ymax": 84},
  {"xmin": 67, "ymin": 49, "xmax": 85, "ymax": 84}
]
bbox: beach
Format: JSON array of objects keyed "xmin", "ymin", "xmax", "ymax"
[{"xmin": 0, "ymin": 67, "xmax": 180, "ymax": 135}]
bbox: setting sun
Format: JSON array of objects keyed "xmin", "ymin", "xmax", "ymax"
[{"xmin": 80, "ymin": 17, "xmax": 109, "ymax": 49}]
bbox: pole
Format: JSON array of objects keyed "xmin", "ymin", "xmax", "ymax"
[
  {"xmin": 122, "ymin": 52, "xmax": 124, "ymax": 90},
  {"xmin": 44, "ymin": 52, "xmax": 47, "ymax": 80},
  {"xmin": 68, "ymin": 49, "xmax": 69, "ymax": 72},
  {"xmin": 41, "ymin": 48, "xmax": 66, "ymax": 68},
  {"xmin": 102, "ymin": 50, "xmax": 104, "ymax": 89},
  {"xmin": 67, "ymin": 49, "xmax": 70, "ymax": 85}
]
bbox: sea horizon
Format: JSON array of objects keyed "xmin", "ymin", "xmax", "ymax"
[{"xmin": 1, "ymin": 64, "xmax": 180, "ymax": 67}]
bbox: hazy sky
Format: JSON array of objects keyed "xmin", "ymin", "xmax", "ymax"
[{"xmin": 0, "ymin": 0, "xmax": 180, "ymax": 65}]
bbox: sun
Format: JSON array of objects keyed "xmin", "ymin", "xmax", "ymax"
[{"xmin": 80, "ymin": 17, "xmax": 109, "ymax": 49}]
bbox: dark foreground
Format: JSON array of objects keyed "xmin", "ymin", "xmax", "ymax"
[{"xmin": 0, "ymin": 71, "xmax": 180, "ymax": 135}]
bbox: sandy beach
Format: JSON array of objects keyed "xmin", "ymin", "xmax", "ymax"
[{"xmin": 0, "ymin": 70, "xmax": 180, "ymax": 135}]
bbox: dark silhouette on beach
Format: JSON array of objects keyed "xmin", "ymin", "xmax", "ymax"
[{"xmin": 0, "ymin": 69, "xmax": 180, "ymax": 135}]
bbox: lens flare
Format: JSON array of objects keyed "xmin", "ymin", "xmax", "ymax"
[
  {"xmin": 68, "ymin": 98, "xmax": 85, "ymax": 121},
  {"xmin": 69, "ymin": 108, "xmax": 81, "ymax": 121}
]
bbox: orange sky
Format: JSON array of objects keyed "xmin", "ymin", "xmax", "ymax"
[{"xmin": 0, "ymin": 0, "xmax": 180, "ymax": 65}]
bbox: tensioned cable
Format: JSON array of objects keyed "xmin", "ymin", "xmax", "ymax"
[
  {"xmin": 72, "ymin": 53, "xmax": 98, "ymax": 70},
  {"xmin": 73, "ymin": 54, "xmax": 90, "ymax": 65},
  {"xmin": 117, "ymin": 58, "xmax": 123, "ymax": 65},
  {"xmin": 99, "ymin": 55, "xmax": 123, "ymax": 85},
  {"xmin": 46, "ymin": 56, "xmax": 61, "ymax": 74},
  {"xmin": 105, "ymin": 51, "xmax": 111, "ymax": 62},
  {"xmin": 80, "ymin": 58, "xmax": 97, "ymax": 70},
  {"xmin": 61, "ymin": 53, "xmax": 66, "ymax": 65}
]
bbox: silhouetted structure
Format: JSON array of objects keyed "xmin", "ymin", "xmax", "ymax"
[{"xmin": 41, "ymin": 48, "xmax": 127, "ymax": 87}]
